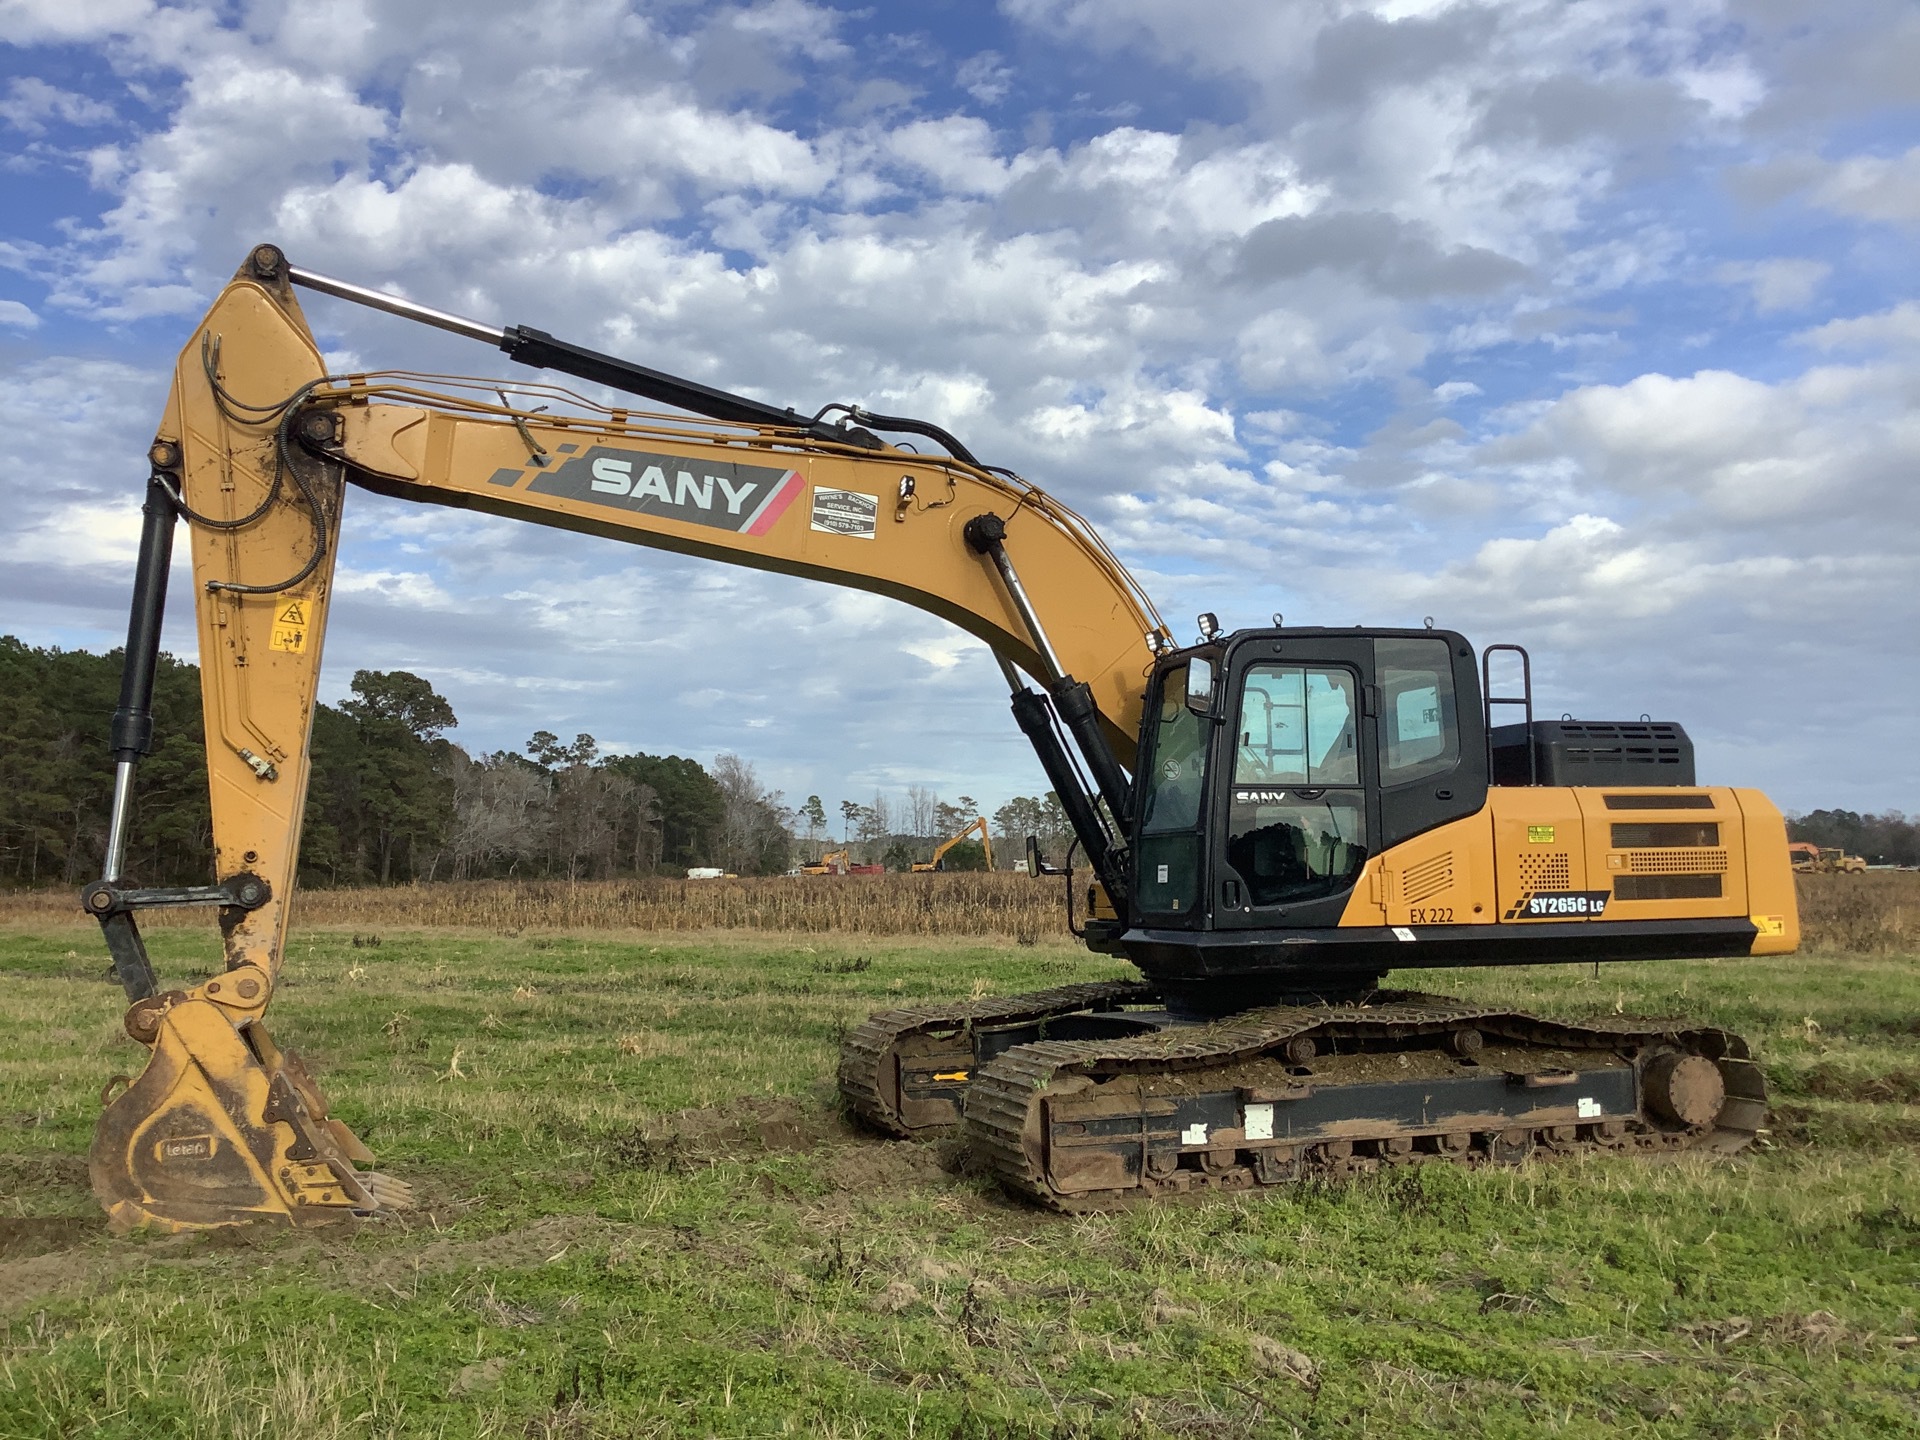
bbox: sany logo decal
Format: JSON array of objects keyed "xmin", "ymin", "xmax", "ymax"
[
  {"xmin": 588, "ymin": 458, "xmax": 764, "ymax": 516},
  {"xmin": 525, "ymin": 445, "xmax": 805, "ymax": 537}
]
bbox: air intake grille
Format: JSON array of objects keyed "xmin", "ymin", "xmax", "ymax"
[
  {"xmin": 1401, "ymin": 852, "xmax": 1455, "ymax": 904},
  {"xmin": 1624, "ymin": 849, "xmax": 1729, "ymax": 875},
  {"xmin": 1603, "ymin": 793, "xmax": 1714, "ymax": 810},
  {"xmin": 1613, "ymin": 822, "xmax": 1720, "ymax": 848},
  {"xmin": 1615, "ymin": 874, "xmax": 1723, "ymax": 901},
  {"xmin": 1518, "ymin": 852, "xmax": 1571, "ymax": 890}
]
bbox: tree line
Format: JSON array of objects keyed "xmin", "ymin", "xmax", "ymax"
[
  {"xmin": 0, "ymin": 638, "xmax": 1072, "ymax": 888},
  {"xmin": 1787, "ymin": 810, "xmax": 1920, "ymax": 867},
  {"xmin": 18, "ymin": 638, "xmax": 1903, "ymax": 888},
  {"xmin": 0, "ymin": 639, "xmax": 773, "ymax": 887}
]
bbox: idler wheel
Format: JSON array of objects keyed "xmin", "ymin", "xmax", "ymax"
[
  {"xmin": 1643, "ymin": 1053, "xmax": 1725, "ymax": 1128},
  {"xmin": 1490, "ymin": 1128, "xmax": 1533, "ymax": 1164},
  {"xmin": 1447, "ymin": 1028, "xmax": 1484, "ymax": 1058}
]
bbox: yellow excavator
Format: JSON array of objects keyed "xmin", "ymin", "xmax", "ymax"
[
  {"xmin": 81, "ymin": 245, "xmax": 1796, "ymax": 1229},
  {"xmin": 910, "ymin": 818, "xmax": 993, "ymax": 872}
]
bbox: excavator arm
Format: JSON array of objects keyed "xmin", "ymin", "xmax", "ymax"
[
  {"xmin": 83, "ymin": 245, "xmax": 1168, "ymax": 1229},
  {"xmin": 915, "ymin": 817, "xmax": 994, "ymax": 872}
]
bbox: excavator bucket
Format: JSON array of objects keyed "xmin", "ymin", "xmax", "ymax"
[{"xmin": 90, "ymin": 990, "xmax": 410, "ymax": 1231}]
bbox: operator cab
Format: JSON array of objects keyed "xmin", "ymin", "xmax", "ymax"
[{"xmin": 1122, "ymin": 627, "xmax": 1487, "ymax": 1004}]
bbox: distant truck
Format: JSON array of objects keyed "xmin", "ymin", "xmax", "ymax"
[
  {"xmin": 1788, "ymin": 842, "xmax": 1867, "ymax": 874},
  {"xmin": 686, "ymin": 867, "xmax": 728, "ymax": 880}
]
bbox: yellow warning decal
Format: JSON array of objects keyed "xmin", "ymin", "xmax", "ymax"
[
  {"xmin": 269, "ymin": 598, "xmax": 315, "ymax": 654},
  {"xmin": 933, "ymin": 1071, "xmax": 970, "ymax": 1083},
  {"xmin": 1752, "ymin": 915, "xmax": 1786, "ymax": 938},
  {"xmin": 1527, "ymin": 825, "xmax": 1557, "ymax": 844}
]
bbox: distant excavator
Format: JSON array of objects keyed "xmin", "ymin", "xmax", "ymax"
[
  {"xmin": 80, "ymin": 245, "xmax": 1794, "ymax": 1229},
  {"xmin": 911, "ymin": 818, "xmax": 993, "ymax": 872},
  {"xmin": 1788, "ymin": 842, "xmax": 1866, "ymax": 875}
]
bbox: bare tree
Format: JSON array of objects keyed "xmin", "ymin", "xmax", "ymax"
[
  {"xmin": 905, "ymin": 785, "xmax": 937, "ymax": 844},
  {"xmin": 858, "ymin": 790, "xmax": 893, "ymax": 862},
  {"xmin": 447, "ymin": 749, "xmax": 551, "ymax": 878},
  {"xmin": 711, "ymin": 753, "xmax": 796, "ymax": 874}
]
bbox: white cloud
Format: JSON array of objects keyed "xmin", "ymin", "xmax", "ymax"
[
  {"xmin": 1800, "ymin": 300, "xmax": 1920, "ymax": 353},
  {"xmin": 0, "ymin": 299, "xmax": 38, "ymax": 328},
  {"xmin": 957, "ymin": 51, "xmax": 1013, "ymax": 106},
  {"xmin": 1715, "ymin": 258, "xmax": 1830, "ymax": 313},
  {"xmin": 0, "ymin": 77, "xmax": 116, "ymax": 133},
  {"xmin": 1807, "ymin": 145, "xmax": 1920, "ymax": 227},
  {"xmin": 0, "ymin": 0, "xmax": 151, "ymax": 44},
  {"xmin": 724, "ymin": 0, "xmax": 851, "ymax": 62}
]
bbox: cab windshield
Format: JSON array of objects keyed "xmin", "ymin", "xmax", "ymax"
[{"xmin": 1134, "ymin": 661, "xmax": 1211, "ymax": 915}]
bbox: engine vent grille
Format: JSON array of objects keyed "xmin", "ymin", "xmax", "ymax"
[
  {"xmin": 1603, "ymin": 793, "xmax": 1714, "ymax": 810},
  {"xmin": 1624, "ymin": 849, "xmax": 1729, "ymax": 875},
  {"xmin": 1612, "ymin": 822, "xmax": 1720, "ymax": 848},
  {"xmin": 1615, "ymin": 874, "xmax": 1723, "ymax": 901},
  {"xmin": 1518, "ymin": 852, "xmax": 1571, "ymax": 890},
  {"xmin": 1401, "ymin": 852, "xmax": 1455, "ymax": 904}
]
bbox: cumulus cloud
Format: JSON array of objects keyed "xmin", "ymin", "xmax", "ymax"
[
  {"xmin": 956, "ymin": 51, "xmax": 1013, "ymax": 106},
  {"xmin": 2, "ymin": 0, "xmax": 1916, "ymax": 811},
  {"xmin": 0, "ymin": 77, "xmax": 115, "ymax": 134},
  {"xmin": 1715, "ymin": 258, "xmax": 1830, "ymax": 313}
]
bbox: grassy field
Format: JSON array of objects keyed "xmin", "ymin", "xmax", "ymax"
[{"xmin": 1, "ymin": 887, "xmax": 1916, "ymax": 1436}]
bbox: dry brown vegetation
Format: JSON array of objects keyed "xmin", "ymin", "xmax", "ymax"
[
  {"xmin": 0, "ymin": 871, "xmax": 1071, "ymax": 941},
  {"xmin": 5, "ymin": 869, "xmax": 1913, "ymax": 952},
  {"xmin": 1791, "ymin": 870, "xmax": 1920, "ymax": 954}
]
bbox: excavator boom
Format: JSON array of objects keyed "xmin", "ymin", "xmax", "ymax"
[{"xmin": 83, "ymin": 245, "xmax": 1167, "ymax": 1229}]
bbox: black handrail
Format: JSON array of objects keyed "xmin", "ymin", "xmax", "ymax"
[{"xmin": 1481, "ymin": 643, "xmax": 1535, "ymax": 785}]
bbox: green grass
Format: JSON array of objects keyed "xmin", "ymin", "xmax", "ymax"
[{"xmin": 2, "ymin": 923, "xmax": 1916, "ymax": 1438}]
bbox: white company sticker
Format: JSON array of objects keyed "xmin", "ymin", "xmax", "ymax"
[{"xmin": 810, "ymin": 488, "xmax": 879, "ymax": 538}]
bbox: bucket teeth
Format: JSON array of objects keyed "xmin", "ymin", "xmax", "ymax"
[{"xmin": 360, "ymin": 1171, "xmax": 415, "ymax": 1212}]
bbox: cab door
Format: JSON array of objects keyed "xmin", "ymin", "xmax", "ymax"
[
  {"xmin": 1131, "ymin": 654, "xmax": 1218, "ymax": 927},
  {"xmin": 1211, "ymin": 636, "xmax": 1376, "ymax": 931}
]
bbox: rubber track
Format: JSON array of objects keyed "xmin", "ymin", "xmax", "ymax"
[
  {"xmin": 964, "ymin": 990, "xmax": 1767, "ymax": 1210},
  {"xmin": 838, "ymin": 979, "xmax": 1155, "ymax": 1136}
]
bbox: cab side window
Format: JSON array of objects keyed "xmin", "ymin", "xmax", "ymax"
[{"xmin": 1377, "ymin": 637, "xmax": 1458, "ymax": 785}]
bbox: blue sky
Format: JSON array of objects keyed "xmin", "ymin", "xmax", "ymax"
[{"xmin": 2, "ymin": 0, "xmax": 1916, "ymax": 824}]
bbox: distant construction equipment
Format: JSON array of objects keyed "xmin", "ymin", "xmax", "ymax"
[
  {"xmin": 912, "ymin": 817, "xmax": 993, "ymax": 872},
  {"xmin": 1789, "ymin": 841, "xmax": 1867, "ymax": 874}
]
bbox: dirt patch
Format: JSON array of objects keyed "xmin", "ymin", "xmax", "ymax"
[
  {"xmin": 331, "ymin": 1212, "xmax": 625, "ymax": 1291},
  {"xmin": 1677, "ymin": 1310, "xmax": 1899, "ymax": 1359},
  {"xmin": 0, "ymin": 1215, "xmax": 105, "ymax": 1259},
  {"xmin": 605, "ymin": 1095, "xmax": 847, "ymax": 1173},
  {"xmin": 1768, "ymin": 1101, "xmax": 1920, "ymax": 1149},
  {"xmin": 1799, "ymin": 1064, "xmax": 1920, "ymax": 1105},
  {"xmin": 820, "ymin": 1136, "xmax": 948, "ymax": 1194},
  {"xmin": 0, "ymin": 1152, "xmax": 92, "ymax": 1201}
]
